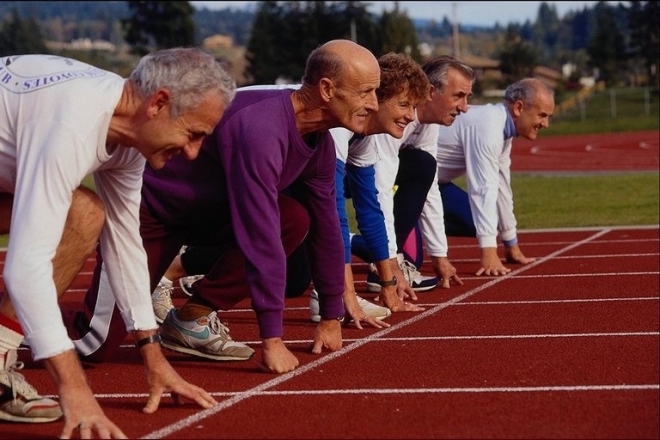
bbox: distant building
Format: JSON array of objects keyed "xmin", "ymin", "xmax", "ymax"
[
  {"xmin": 533, "ymin": 66, "xmax": 562, "ymax": 89},
  {"xmin": 456, "ymin": 54, "xmax": 501, "ymax": 82},
  {"xmin": 45, "ymin": 39, "xmax": 116, "ymax": 52},
  {"xmin": 202, "ymin": 34, "xmax": 234, "ymax": 50},
  {"xmin": 455, "ymin": 53, "xmax": 563, "ymax": 90}
]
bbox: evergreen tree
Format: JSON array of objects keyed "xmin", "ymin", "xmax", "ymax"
[
  {"xmin": 518, "ymin": 20, "xmax": 534, "ymax": 41},
  {"xmin": 531, "ymin": 2, "xmax": 560, "ymax": 62},
  {"xmin": 245, "ymin": 1, "xmax": 382, "ymax": 85},
  {"xmin": 497, "ymin": 24, "xmax": 538, "ymax": 84},
  {"xmin": 245, "ymin": 0, "xmax": 426, "ymax": 85},
  {"xmin": 418, "ymin": 17, "xmax": 452, "ymax": 41},
  {"xmin": 586, "ymin": 1, "xmax": 626, "ymax": 86},
  {"xmin": 626, "ymin": 1, "xmax": 659, "ymax": 88},
  {"xmin": 377, "ymin": 2, "xmax": 421, "ymax": 61},
  {"xmin": 0, "ymin": 9, "xmax": 48, "ymax": 56},
  {"xmin": 122, "ymin": 1, "xmax": 195, "ymax": 56},
  {"xmin": 279, "ymin": 1, "xmax": 328, "ymax": 80},
  {"xmin": 567, "ymin": 7, "xmax": 594, "ymax": 51},
  {"xmin": 245, "ymin": 1, "xmax": 288, "ymax": 84}
]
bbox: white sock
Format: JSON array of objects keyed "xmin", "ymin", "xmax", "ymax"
[{"xmin": 0, "ymin": 324, "xmax": 23, "ymax": 369}]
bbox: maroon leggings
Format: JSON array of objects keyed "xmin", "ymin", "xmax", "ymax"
[{"xmin": 63, "ymin": 194, "xmax": 309, "ymax": 362}]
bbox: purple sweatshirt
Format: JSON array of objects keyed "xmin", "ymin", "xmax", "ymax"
[{"xmin": 142, "ymin": 89, "xmax": 345, "ymax": 337}]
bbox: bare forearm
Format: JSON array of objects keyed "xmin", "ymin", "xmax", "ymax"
[
  {"xmin": 43, "ymin": 349, "xmax": 90, "ymax": 392},
  {"xmin": 374, "ymin": 259, "xmax": 394, "ymax": 282}
]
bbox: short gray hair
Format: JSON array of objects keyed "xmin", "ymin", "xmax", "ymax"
[
  {"xmin": 130, "ymin": 47, "xmax": 236, "ymax": 117},
  {"xmin": 504, "ymin": 78, "xmax": 554, "ymax": 105},
  {"xmin": 422, "ymin": 55, "xmax": 474, "ymax": 90}
]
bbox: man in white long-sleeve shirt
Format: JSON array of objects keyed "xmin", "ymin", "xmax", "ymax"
[
  {"xmin": 0, "ymin": 48, "xmax": 235, "ymax": 438},
  {"xmin": 435, "ymin": 78, "xmax": 555, "ymax": 276}
]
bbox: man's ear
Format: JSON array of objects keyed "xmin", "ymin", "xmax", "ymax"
[
  {"xmin": 512, "ymin": 99, "xmax": 525, "ymax": 117},
  {"xmin": 149, "ymin": 89, "xmax": 172, "ymax": 118},
  {"xmin": 318, "ymin": 78, "xmax": 334, "ymax": 103},
  {"xmin": 427, "ymin": 84, "xmax": 436, "ymax": 102}
]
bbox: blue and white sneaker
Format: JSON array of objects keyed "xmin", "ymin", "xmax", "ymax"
[{"xmin": 159, "ymin": 310, "xmax": 254, "ymax": 361}]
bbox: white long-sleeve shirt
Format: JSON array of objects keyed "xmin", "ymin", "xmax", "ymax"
[
  {"xmin": 356, "ymin": 116, "xmax": 448, "ymax": 259},
  {"xmin": 436, "ymin": 102, "xmax": 518, "ymax": 248},
  {"xmin": 0, "ymin": 54, "xmax": 154, "ymax": 360}
]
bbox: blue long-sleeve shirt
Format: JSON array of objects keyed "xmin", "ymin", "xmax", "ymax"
[{"xmin": 331, "ymin": 128, "xmax": 389, "ymax": 264}]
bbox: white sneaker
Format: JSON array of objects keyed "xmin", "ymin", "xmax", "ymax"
[
  {"xmin": 309, "ymin": 290, "xmax": 390, "ymax": 322},
  {"xmin": 309, "ymin": 290, "xmax": 322, "ymax": 323},
  {"xmin": 152, "ymin": 279, "xmax": 174, "ymax": 324},
  {"xmin": 398, "ymin": 255, "xmax": 438, "ymax": 292},
  {"xmin": 179, "ymin": 274, "xmax": 204, "ymax": 297},
  {"xmin": 366, "ymin": 256, "xmax": 438, "ymax": 293},
  {"xmin": 0, "ymin": 349, "xmax": 62, "ymax": 423},
  {"xmin": 355, "ymin": 296, "xmax": 391, "ymax": 321}
]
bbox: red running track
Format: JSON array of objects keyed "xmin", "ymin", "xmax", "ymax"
[
  {"xmin": 0, "ymin": 226, "xmax": 658, "ymax": 439},
  {"xmin": 511, "ymin": 130, "xmax": 659, "ymax": 172},
  {"xmin": 0, "ymin": 130, "xmax": 658, "ymax": 438}
]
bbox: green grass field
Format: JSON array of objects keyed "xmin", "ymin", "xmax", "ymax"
[
  {"xmin": 505, "ymin": 173, "xmax": 657, "ymax": 228},
  {"xmin": 545, "ymin": 86, "xmax": 660, "ymax": 135},
  {"xmin": 1, "ymin": 88, "xmax": 658, "ymax": 248},
  {"xmin": 346, "ymin": 172, "xmax": 659, "ymax": 232}
]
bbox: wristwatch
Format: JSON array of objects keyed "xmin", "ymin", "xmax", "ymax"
[
  {"xmin": 378, "ymin": 276, "xmax": 397, "ymax": 287},
  {"xmin": 322, "ymin": 316, "xmax": 345, "ymax": 323}
]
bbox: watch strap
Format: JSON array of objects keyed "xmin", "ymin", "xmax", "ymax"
[{"xmin": 378, "ymin": 276, "xmax": 397, "ymax": 287}]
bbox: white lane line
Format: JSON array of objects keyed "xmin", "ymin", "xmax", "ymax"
[
  {"xmin": 368, "ymin": 332, "xmax": 659, "ymax": 342},
  {"xmin": 143, "ymin": 228, "xmax": 614, "ymax": 438},
  {"xmin": 54, "ymin": 266, "xmax": 655, "ymax": 292},
  {"xmin": 531, "ymin": 253, "xmax": 658, "ymax": 259},
  {"xmin": 105, "ymin": 329, "xmax": 657, "ymax": 350},
  {"xmin": 70, "ymin": 383, "xmax": 660, "ymax": 401},
  {"xmin": 476, "ymin": 271, "xmax": 659, "ymax": 279},
  {"xmin": 455, "ymin": 297, "xmax": 658, "ymax": 305},
  {"xmin": 227, "ymin": 384, "xmax": 660, "ymax": 395}
]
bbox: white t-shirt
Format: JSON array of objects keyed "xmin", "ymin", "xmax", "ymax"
[
  {"xmin": 330, "ymin": 127, "xmax": 379, "ymax": 166},
  {"xmin": 0, "ymin": 54, "xmax": 153, "ymax": 360}
]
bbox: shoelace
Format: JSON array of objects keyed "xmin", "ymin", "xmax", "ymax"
[
  {"xmin": 207, "ymin": 312, "xmax": 234, "ymax": 340},
  {"xmin": 154, "ymin": 283, "xmax": 174, "ymax": 309},
  {"xmin": 399, "ymin": 259, "xmax": 422, "ymax": 283},
  {"xmin": 1, "ymin": 361, "xmax": 40, "ymax": 400}
]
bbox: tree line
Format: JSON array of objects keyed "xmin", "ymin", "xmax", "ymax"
[{"xmin": 0, "ymin": 1, "xmax": 657, "ymax": 91}]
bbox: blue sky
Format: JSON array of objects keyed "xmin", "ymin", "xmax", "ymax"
[{"xmin": 191, "ymin": 1, "xmax": 608, "ymax": 27}]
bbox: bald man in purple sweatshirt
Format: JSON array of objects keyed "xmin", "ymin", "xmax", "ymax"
[{"xmin": 65, "ymin": 39, "xmax": 381, "ymax": 374}]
